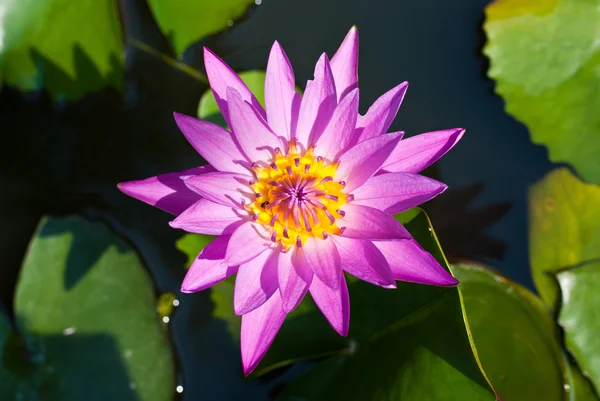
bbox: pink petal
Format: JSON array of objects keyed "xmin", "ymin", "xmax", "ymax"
[
  {"xmin": 234, "ymin": 250, "xmax": 279, "ymax": 315},
  {"xmin": 169, "ymin": 199, "xmax": 248, "ymax": 235},
  {"xmin": 309, "ymin": 273, "xmax": 350, "ymax": 336},
  {"xmin": 278, "ymin": 248, "xmax": 312, "ymax": 312},
  {"xmin": 184, "ymin": 171, "xmax": 253, "ymax": 208},
  {"xmin": 265, "ymin": 41, "xmax": 298, "ymax": 141},
  {"xmin": 225, "ymin": 221, "xmax": 272, "ymax": 266},
  {"xmin": 314, "ymin": 88, "xmax": 359, "ymax": 161},
  {"xmin": 353, "ymin": 172, "xmax": 447, "ymax": 214},
  {"xmin": 330, "ymin": 26, "xmax": 359, "ymax": 101},
  {"xmin": 354, "ymin": 82, "xmax": 408, "ymax": 144},
  {"xmin": 227, "ymin": 87, "xmax": 282, "ymax": 162},
  {"xmin": 203, "ymin": 47, "xmax": 265, "ymax": 126},
  {"xmin": 332, "ymin": 236, "xmax": 395, "ymax": 288},
  {"xmin": 118, "ymin": 166, "xmax": 214, "ymax": 216},
  {"xmin": 173, "ymin": 112, "xmax": 250, "ymax": 174},
  {"xmin": 241, "ymin": 291, "xmax": 287, "ymax": 375},
  {"xmin": 381, "ymin": 128, "xmax": 465, "ymax": 173},
  {"xmin": 303, "ymin": 236, "xmax": 342, "ymax": 290},
  {"xmin": 336, "ymin": 132, "xmax": 403, "ymax": 192},
  {"xmin": 374, "ymin": 239, "xmax": 458, "ymax": 286},
  {"xmin": 296, "ymin": 54, "xmax": 337, "ymax": 146},
  {"xmin": 181, "ymin": 235, "xmax": 238, "ymax": 293},
  {"xmin": 338, "ymin": 203, "xmax": 410, "ymax": 240}
]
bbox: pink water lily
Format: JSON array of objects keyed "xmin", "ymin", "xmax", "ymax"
[{"xmin": 118, "ymin": 26, "xmax": 463, "ymax": 375}]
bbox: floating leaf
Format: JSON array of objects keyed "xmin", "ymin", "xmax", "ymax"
[
  {"xmin": 147, "ymin": 0, "xmax": 256, "ymax": 55},
  {"xmin": 0, "ymin": 0, "xmax": 124, "ymax": 100},
  {"xmin": 454, "ymin": 263, "xmax": 567, "ymax": 401},
  {"xmin": 557, "ymin": 262, "xmax": 600, "ymax": 394},
  {"xmin": 484, "ymin": 0, "xmax": 600, "ymax": 182},
  {"xmin": 529, "ymin": 167, "xmax": 600, "ymax": 309},
  {"xmin": 3, "ymin": 216, "xmax": 175, "ymax": 401}
]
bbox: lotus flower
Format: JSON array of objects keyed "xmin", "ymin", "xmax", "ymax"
[{"xmin": 118, "ymin": 26, "xmax": 463, "ymax": 375}]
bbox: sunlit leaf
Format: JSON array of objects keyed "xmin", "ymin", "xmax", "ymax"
[
  {"xmin": 0, "ymin": 0, "xmax": 124, "ymax": 100},
  {"xmin": 147, "ymin": 0, "xmax": 255, "ymax": 55},
  {"xmin": 528, "ymin": 167, "xmax": 600, "ymax": 309},
  {"xmin": 484, "ymin": 0, "xmax": 600, "ymax": 182}
]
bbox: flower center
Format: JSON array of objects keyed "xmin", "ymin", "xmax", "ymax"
[{"xmin": 248, "ymin": 140, "xmax": 350, "ymax": 249}]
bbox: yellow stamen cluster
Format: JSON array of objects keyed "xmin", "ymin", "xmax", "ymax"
[{"xmin": 247, "ymin": 140, "xmax": 350, "ymax": 250}]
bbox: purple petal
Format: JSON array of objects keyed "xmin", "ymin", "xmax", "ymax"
[
  {"xmin": 330, "ymin": 26, "xmax": 359, "ymax": 101},
  {"xmin": 278, "ymin": 248, "xmax": 312, "ymax": 312},
  {"xmin": 303, "ymin": 237, "xmax": 342, "ymax": 290},
  {"xmin": 333, "ymin": 236, "xmax": 395, "ymax": 288},
  {"xmin": 203, "ymin": 47, "xmax": 265, "ymax": 126},
  {"xmin": 234, "ymin": 250, "xmax": 279, "ymax": 315},
  {"xmin": 181, "ymin": 235, "xmax": 238, "ymax": 293},
  {"xmin": 314, "ymin": 88, "xmax": 359, "ymax": 161},
  {"xmin": 336, "ymin": 132, "xmax": 403, "ymax": 191},
  {"xmin": 354, "ymin": 82, "xmax": 408, "ymax": 144},
  {"xmin": 184, "ymin": 171, "xmax": 253, "ymax": 208},
  {"xmin": 225, "ymin": 221, "xmax": 272, "ymax": 266},
  {"xmin": 173, "ymin": 113, "xmax": 250, "ymax": 174},
  {"xmin": 265, "ymin": 41, "xmax": 298, "ymax": 141},
  {"xmin": 169, "ymin": 199, "xmax": 248, "ymax": 235},
  {"xmin": 296, "ymin": 54, "xmax": 337, "ymax": 146},
  {"xmin": 381, "ymin": 128, "xmax": 465, "ymax": 173},
  {"xmin": 241, "ymin": 291, "xmax": 287, "ymax": 375},
  {"xmin": 353, "ymin": 172, "xmax": 447, "ymax": 214},
  {"xmin": 227, "ymin": 87, "xmax": 282, "ymax": 162},
  {"xmin": 118, "ymin": 166, "xmax": 214, "ymax": 216},
  {"xmin": 338, "ymin": 203, "xmax": 410, "ymax": 240},
  {"xmin": 309, "ymin": 273, "xmax": 350, "ymax": 336},
  {"xmin": 374, "ymin": 239, "xmax": 458, "ymax": 286}
]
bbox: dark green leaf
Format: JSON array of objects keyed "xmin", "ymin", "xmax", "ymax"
[
  {"xmin": 266, "ymin": 210, "xmax": 497, "ymax": 399},
  {"xmin": 484, "ymin": 0, "xmax": 600, "ymax": 183},
  {"xmin": 0, "ymin": 0, "xmax": 124, "ymax": 100},
  {"xmin": 147, "ymin": 0, "xmax": 256, "ymax": 55},
  {"xmin": 453, "ymin": 262, "xmax": 568, "ymax": 401},
  {"xmin": 557, "ymin": 262, "xmax": 600, "ymax": 394},
  {"xmin": 5, "ymin": 216, "xmax": 175, "ymax": 401},
  {"xmin": 528, "ymin": 167, "xmax": 600, "ymax": 309}
]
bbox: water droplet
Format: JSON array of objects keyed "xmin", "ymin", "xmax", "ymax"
[
  {"xmin": 63, "ymin": 327, "xmax": 76, "ymax": 336},
  {"xmin": 124, "ymin": 349, "xmax": 133, "ymax": 359},
  {"xmin": 564, "ymin": 383, "xmax": 571, "ymax": 392},
  {"xmin": 255, "ymin": 0, "xmax": 262, "ymax": 4},
  {"xmin": 129, "ymin": 382, "xmax": 137, "ymax": 390},
  {"xmin": 172, "ymin": 299, "xmax": 180, "ymax": 307},
  {"xmin": 227, "ymin": 20, "xmax": 234, "ymax": 27},
  {"xmin": 176, "ymin": 385, "xmax": 184, "ymax": 393},
  {"xmin": 162, "ymin": 316, "xmax": 170, "ymax": 323}
]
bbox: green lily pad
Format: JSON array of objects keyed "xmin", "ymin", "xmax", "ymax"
[
  {"xmin": 528, "ymin": 167, "xmax": 600, "ymax": 309},
  {"xmin": 557, "ymin": 262, "xmax": 600, "ymax": 394},
  {"xmin": 1, "ymin": 216, "xmax": 175, "ymax": 401},
  {"xmin": 147, "ymin": 0, "xmax": 256, "ymax": 55},
  {"xmin": 564, "ymin": 355, "xmax": 599, "ymax": 401},
  {"xmin": 0, "ymin": 0, "xmax": 124, "ymax": 100},
  {"xmin": 248, "ymin": 210, "xmax": 500, "ymax": 399},
  {"xmin": 484, "ymin": 0, "xmax": 600, "ymax": 183},
  {"xmin": 453, "ymin": 263, "xmax": 567, "ymax": 401}
]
